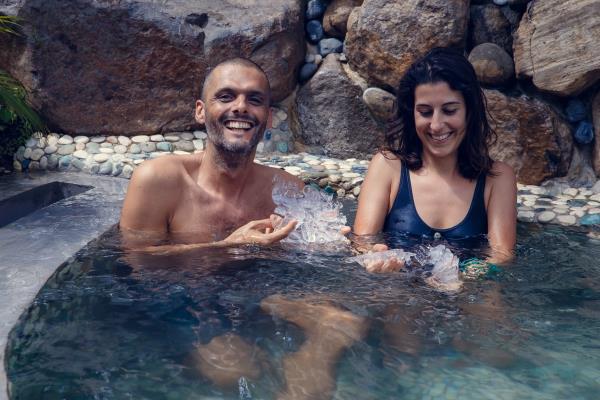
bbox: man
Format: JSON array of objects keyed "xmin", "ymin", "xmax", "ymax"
[
  {"xmin": 120, "ymin": 58, "xmax": 299, "ymax": 251},
  {"xmin": 119, "ymin": 58, "xmax": 365, "ymax": 399}
]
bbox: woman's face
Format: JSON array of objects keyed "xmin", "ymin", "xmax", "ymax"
[{"xmin": 413, "ymin": 81, "xmax": 467, "ymax": 161}]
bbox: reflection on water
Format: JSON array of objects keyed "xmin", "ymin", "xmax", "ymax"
[{"xmin": 6, "ymin": 218, "xmax": 600, "ymax": 399}]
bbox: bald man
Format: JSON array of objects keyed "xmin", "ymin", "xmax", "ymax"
[{"xmin": 120, "ymin": 58, "xmax": 301, "ymax": 251}]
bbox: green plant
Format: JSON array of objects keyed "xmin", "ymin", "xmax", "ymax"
[
  {"xmin": 0, "ymin": 14, "xmax": 45, "ymax": 167},
  {"xmin": 0, "ymin": 14, "xmax": 21, "ymax": 35}
]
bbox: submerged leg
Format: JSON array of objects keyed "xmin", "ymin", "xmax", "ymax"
[
  {"xmin": 192, "ymin": 332, "xmax": 265, "ymax": 388},
  {"xmin": 261, "ymin": 294, "xmax": 368, "ymax": 400}
]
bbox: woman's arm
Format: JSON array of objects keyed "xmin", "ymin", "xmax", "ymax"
[
  {"xmin": 486, "ymin": 161, "xmax": 517, "ymax": 264},
  {"xmin": 353, "ymin": 152, "xmax": 399, "ymax": 235}
]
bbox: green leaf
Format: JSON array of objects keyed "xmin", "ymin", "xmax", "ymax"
[
  {"xmin": 0, "ymin": 15, "xmax": 22, "ymax": 36},
  {"xmin": 0, "ymin": 70, "xmax": 45, "ymax": 132}
]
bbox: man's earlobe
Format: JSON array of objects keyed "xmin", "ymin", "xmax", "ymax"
[{"xmin": 195, "ymin": 100, "xmax": 206, "ymax": 124}]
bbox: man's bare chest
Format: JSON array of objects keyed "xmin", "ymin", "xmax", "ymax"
[{"xmin": 168, "ymin": 192, "xmax": 274, "ymax": 239}]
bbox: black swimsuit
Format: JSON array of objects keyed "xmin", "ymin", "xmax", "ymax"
[{"xmin": 383, "ymin": 164, "xmax": 488, "ymax": 241}]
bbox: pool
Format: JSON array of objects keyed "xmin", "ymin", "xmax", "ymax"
[{"xmin": 5, "ymin": 204, "xmax": 600, "ymax": 399}]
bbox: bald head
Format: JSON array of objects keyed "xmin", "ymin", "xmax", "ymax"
[{"xmin": 201, "ymin": 58, "xmax": 271, "ymax": 104}]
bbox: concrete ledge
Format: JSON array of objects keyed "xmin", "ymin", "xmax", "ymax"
[{"xmin": 0, "ymin": 172, "xmax": 128, "ymax": 400}]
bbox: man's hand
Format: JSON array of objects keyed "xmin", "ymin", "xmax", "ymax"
[{"xmin": 223, "ymin": 216, "xmax": 298, "ymax": 246}]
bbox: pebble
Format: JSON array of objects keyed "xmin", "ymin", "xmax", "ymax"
[
  {"xmin": 174, "ymin": 141, "xmax": 194, "ymax": 152},
  {"xmin": 306, "ymin": 19, "xmax": 324, "ymax": 44},
  {"xmin": 91, "ymin": 136, "xmax": 106, "ymax": 143},
  {"xmin": 86, "ymin": 142, "xmax": 100, "ymax": 154},
  {"xmin": 141, "ymin": 142, "xmax": 157, "ymax": 152},
  {"xmin": 74, "ymin": 136, "xmax": 90, "ymax": 144},
  {"xmin": 30, "ymin": 148, "xmax": 44, "ymax": 161},
  {"xmin": 518, "ymin": 210, "xmax": 535, "ymax": 222},
  {"xmin": 98, "ymin": 161, "xmax": 113, "ymax": 174},
  {"xmin": 132, "ymin": 135, "xmax": 150, "ymax": 143},
  {"xmin": 150, "ymin": 134, "xmax": 165, "ymax": 142},
  {"xmin": 557, "ymin": 215, "xmax": 577, "ymax": 226},
  {"xmin": 192, "ymin": 140, "xmax": 204, "ymax": 151},
  {"xmin": 118, "ymin": 136, "xmax": 132, "ymax": 146},
  {"xmin": 164, "ymin": 134, "xmax": 180, "ymax": 142},
  {"xmin": 299, "ymin": 63, "xmax": 318, "ymax": 83},
  {"xmin": 581, "ymin": 214, "xmax": 600, "ymax": 225},
  {"xmin": 574, "ymin": 121, "xmax": 594, "ymax": 145},
  {"xmin": 107, "ymin": 136, "xmax": 118, "ymax": 144},
  {"xmin": 73, "ymin": 150, "xmax": 88, "ymax": 159},
  {"xmin": 39, "ymin": 156, "xmax": 48, "ymax": 169},
  {"xmin": 100, "ymin": 147, "xmax": 114, "ymax": 154},
  {"xmin": 58, "ymin": 135, "xmax": 74, "ymax": 145},
  {"xmin": 157, "ymin": 142, "xmax": 173, "ymax": 152},
  {"xmin": 129, "ymin": 144, "xmax": 141, "ymax": 154},
  {"xmin": 306, "ymin": 0, "xmax": 326, "ymax": 20},
  {"xmin": 114, "ymin": 144, "xmax": 127, "ymax": 154},
  {"xmin": 47, "ymin": 135, "xmax": 59, "ymax": 146},
  {"xmin": 538, "ymin": 211, "xmax": 556, "ymax": 223},
  {"xmin": 194, "ymin": 131, "xmax": 207, "ymax": 139},
  {"xmin": 57, "ymin": 144, "xmax": 75, "ymax": 155},
  {"xmin": 318, "ymin": 38, "xmax": 343, "ymax": 56},
  {"xmin": 179, "ymin": 132, "xmax": 195, "ymax": 140},
  {"xmin": 565, "ymin": 98, "xmax": 587, "ymax": 123}
]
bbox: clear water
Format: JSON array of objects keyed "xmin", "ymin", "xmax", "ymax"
[{"xmin": 6, "ymin": 204, "xmax": 600, "ymax": 400}]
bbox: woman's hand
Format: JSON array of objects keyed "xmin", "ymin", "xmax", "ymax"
[
  {"xmin": 223, "ymin": 216, "xmax": 297, "ymax": 246},
  {"xmin": 364, "ymin": 255, "xmax": 405, "ymax": 273}
]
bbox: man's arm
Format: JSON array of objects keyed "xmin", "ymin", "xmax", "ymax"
[{"xmin": 120, "ymin": 159, "xmax": 178, "ymax": 236}]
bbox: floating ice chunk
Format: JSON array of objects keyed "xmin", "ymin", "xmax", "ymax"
[
  {"xmin": 425, "ymin": 244, "xmax": 462, "ymax": 293},
  {"xmin": 272, "ymin": 179, "xmax": 348, "ymax": 246}
]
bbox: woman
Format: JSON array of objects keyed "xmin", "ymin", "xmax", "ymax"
[{"xmin": 354, "ymin": 47, "xmax": 516, "ymax": 270}]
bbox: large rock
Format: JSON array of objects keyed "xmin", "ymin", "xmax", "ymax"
[
  {"xmin": 468, "ymin": 5, "xmax": 513, "ymax": 54},
  {"xmin": 345, "ymin": 0, "xmax": 469, "ymax": 90},
  {"xmin": 593, "ymin": 91, "xmax": 600, "ymax": 176},
  {"xmin": 295, "ymin": 55, "xmax": 384, "ymax": 158},
  {"xmin": 322, "ymin": 0, "xmax": 363, "ymax": 39},
  {"xmin": 485, "ymin": 89, "xmax": 573, "ymax": 185},
  {"xmin": 513, "ymin": 0, "xmax": 600, "ymax": 96},
  {"xmin": 468, "ymin": 43, "xmax": 514, "ymax": 86},
  {"xmin": 0, "ymin": 0, "xmax": 304, "ymax": 135}
]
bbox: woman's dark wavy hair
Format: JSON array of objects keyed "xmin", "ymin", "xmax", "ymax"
[{"xmin": 385, "ymin": 47, "xmax": 496, "ymax": 179}]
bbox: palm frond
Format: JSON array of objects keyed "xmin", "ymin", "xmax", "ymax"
[
  {"xmin": 0, "ymin": 70, "xmax": 45, "ymax": 131},
  {"xmin": 0, "ymin": 15, "xmax": 21, "ymax": 36}
]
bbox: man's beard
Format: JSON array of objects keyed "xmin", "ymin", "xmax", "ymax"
[{"xmin": 205, "ymin": 112, "xmax": 266, "ymax": 169}]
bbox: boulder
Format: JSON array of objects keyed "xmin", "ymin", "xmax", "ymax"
[
  {"xmin": 593, "ymin": 91, "xmax": 600, "ymax": 176},
  {"xmin": 362, "ymin": 87, "xmax": 397, "ymax": 123},
  {"xmin": 513, "ymin": 0, "xmax": 600, "ymax": 96},
  {"xmin": 0, "ymin": 0, "xmax": 304, "ymax": 135},
  {"xmin": 345, "ymin": 0, "xmax": 469, "ymax": 90},
  {"xmin": 322, "ymin": 0, "xmax": 363, "ymax": 39},
  {"xmin": 485, "ymin": 89, "xmax": 573, "ymax": 185},
  {"xmin": 468, "ymin": 5, "xmax": 513, "ymax": 54},
  {"xmin": 468, "ymin": 43, "xmax": 514, "ymax": 86},
  {"xmin": 295, "ymin": 55, "xmax": 384, "ymax": 158}
]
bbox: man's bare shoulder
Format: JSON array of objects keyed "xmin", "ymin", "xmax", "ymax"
[{"xmin": 129, "ymin": 154, "xmax": 198, "ymax": 189}]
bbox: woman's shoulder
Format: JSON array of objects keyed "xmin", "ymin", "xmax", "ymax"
[
  {"xmin": 489, "ymin": 161, "xmax": 516, "ymax": 180},
  {"xmin": 370, "ymin": 151, "xmax": 402, "ymax": 171},
  {"xmin": 487, "ymin": 161, "xmax": 517, "ymax": 194}
]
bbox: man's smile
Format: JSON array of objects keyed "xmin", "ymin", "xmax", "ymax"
[{"xmin": 224, "ymin": 120, "xmax": 254, "ymax": 130}]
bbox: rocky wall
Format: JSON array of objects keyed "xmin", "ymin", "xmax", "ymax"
[{"xmin": 3, "ymin": 0, "xmax": 600, "ymax": 186}]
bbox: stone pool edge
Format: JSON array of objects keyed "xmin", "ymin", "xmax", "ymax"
[{"xmin": 0, "ymin": 172, "xmax": 128, "ymax": 400}]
